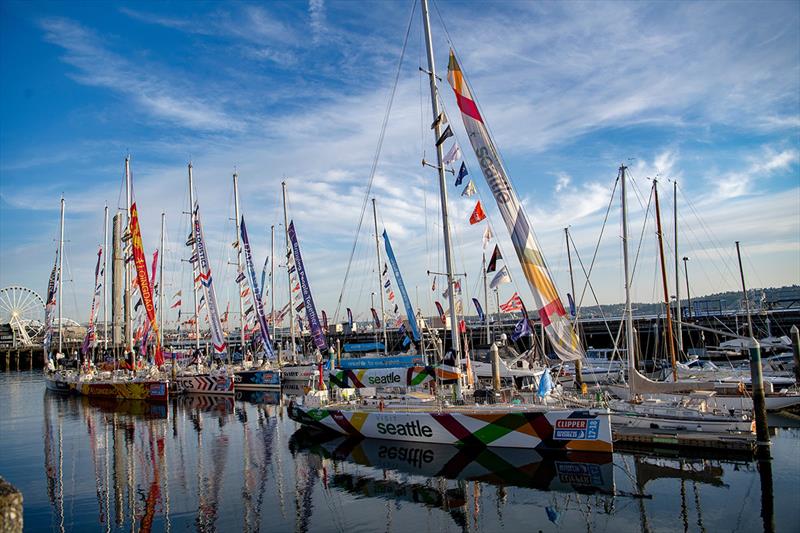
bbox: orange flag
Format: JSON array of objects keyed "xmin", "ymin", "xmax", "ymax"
[{"xmin": 469, "ymin": 201, "xmax": 486, "ymax": 225}]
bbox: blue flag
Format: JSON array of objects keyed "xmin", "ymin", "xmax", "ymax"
[
  {"xmin": 472, "ymin": 297, "xmax": 485, "ymax": 323},
  {"xmin": 511, "ymin": 316, "xmax": 531, "ymax": 342},
  {"xmin": 455, "ymin": 162, "xmax": 468, "ymax": 186},
  {"xmin": 567, "ymin": 293, "xmax": 576, "ymax": 317},
  {"xmin": 382, "ymin": 230, "xmax": 421, "ymax": 342}
]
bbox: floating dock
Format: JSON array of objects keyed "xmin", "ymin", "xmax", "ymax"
[{"xmin": 613, "ymin": 427, "xmax": 756, "ymax": 452}]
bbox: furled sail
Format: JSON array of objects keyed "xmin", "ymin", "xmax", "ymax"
[
  {"xmin": 193, "ymin": 202, "xmax": 227, "ymax": 354},
  {"xmin": 382, "ymin": 230, "xmax": 420, "ymax": 342},
  {"xmin": 447, "ymin": 51, "xmax": 581, "ymax": 361},
  {"xmin": 240, "ymin": 216, "xmax": 275, "ymax": 359}
]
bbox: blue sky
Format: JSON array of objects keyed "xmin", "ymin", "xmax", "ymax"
[{"xmin": 0, "ymin": 0, "xmax": 798, "ymax": 325}]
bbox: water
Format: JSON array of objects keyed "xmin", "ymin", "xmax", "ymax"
[{"xmin": 1, "ymin": 371, "xmax": 798, "ymax": 532}]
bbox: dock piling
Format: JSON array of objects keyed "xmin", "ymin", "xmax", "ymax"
[{"xmin": 748, "ymin": 338, "xmax": 770, "ymax": 447}]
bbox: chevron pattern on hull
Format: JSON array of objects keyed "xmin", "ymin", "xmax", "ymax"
[{"xmin": 176, "ymin": 374, "xmax": 235, "ymax": 395}]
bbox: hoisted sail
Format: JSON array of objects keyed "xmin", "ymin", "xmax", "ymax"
[
  {"xmin": 193, "ymin": 202, "xmax": 227, "ymax": 354},
  {"xmin": 288, "ymin": 221, "xmax": 328, "ymax": 352},
  {"xmin": 240, "ymin": 216, "xmax": 275, "ymax": 359},
  {"xmin": 447, "ymin": 51, "xmax": 581, "ymax": 361},
  {"xmin": 382, "ymin": 230, "xmax": 420, "ymax": 341}
]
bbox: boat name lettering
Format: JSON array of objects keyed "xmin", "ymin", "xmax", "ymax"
[
  {"xmin": 376, "ymin": 421, "xmax": 433, "ymax": 438},
  {"xmin": 368, "ymin": 373, "xmax": 401, "ymax": 385},
  {"xmin": 553, "ymin": 419, "xmax": 600, "ymax": 440},
  {"xmin": 555, "ymin": 419, "xmax": 588, "ymax": 429},
  {"xmin": 378, "ymin": 445, "xmax": 434, "ymax": 467},
  {"xmin": 476, "ymin": 147, "xmax": 510, "ymax": 203}
]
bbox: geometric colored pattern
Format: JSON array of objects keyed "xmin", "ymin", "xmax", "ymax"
[{"xmin": 328, "ymin": 365, "xmax": 460, "ymax": 389}]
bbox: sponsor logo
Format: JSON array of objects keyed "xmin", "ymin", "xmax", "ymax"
[
  {"xmin": 376, "ymin": 420, "xmax": 433, "ymax": 438},
  {"xmin": 553, "ymin": 418, "xmax": 600, "ymax": 440},
  {"xmin": 368, "ymin": 373, "xmax": 401, "ymax": 385},
  {"xmin": 150, "ymin": 383, "xmax": 166, "ymax": 396},
  {"xmin": 378, "ymin": 445, "xmax": 434, "ymax": 468},
  {"xmin": 555, "ymin": 462, "xmax": 604, "ymax": 487}
]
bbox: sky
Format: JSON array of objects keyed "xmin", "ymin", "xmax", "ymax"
[{"xmin": 0, "ymin": 0, "xmax": 798, "ymax": 326}]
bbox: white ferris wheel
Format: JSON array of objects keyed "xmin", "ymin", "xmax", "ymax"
[{"xmin": 0, "ymin": 286, "xmax": 46, "ymax": 346}]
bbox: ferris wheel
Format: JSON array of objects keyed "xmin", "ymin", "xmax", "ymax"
[{"xmin": 0, "ymin": 286, "xmax": 45, "ymax": 346}]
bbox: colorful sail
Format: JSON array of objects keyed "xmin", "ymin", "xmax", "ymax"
[
  {"xmin": 81, "ymin": 246, "xmax": 103, "ymax": 356},
  {"xmin": 130, "ymin": 203, "xmax": 164, "ymax": 365},
  {"xmin": 447, "ymin": 51, "xmax": 581, "ymax": 361},
  {"xmin": 287, "ymin": 221, "xmax": 328, "ymax": 352},
  {"xmin": 193, "ymin": 203, "xmax": 227, "ymax": 355},
  {"xmin": 240, "ymin": 216, "xmax": 275, "ymax": 359},
  {"xmin": 382, "ymin": 230, "xmax": 420, "ymax": 342},
  {"xmin": 43, "ymin": 252, "xmax": 59, "ymax": 358}
]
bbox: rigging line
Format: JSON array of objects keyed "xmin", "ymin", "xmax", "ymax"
[{"xmin": 333, "ymin": 0, "xmax": 418, "ymax": 324}]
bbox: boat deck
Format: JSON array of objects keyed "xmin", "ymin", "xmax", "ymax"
[{"xmin": 613, "ymin": 426, "xmax": 756, "ymax": 452}]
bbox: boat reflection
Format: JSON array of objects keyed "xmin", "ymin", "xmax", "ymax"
[{"xmin": 289, "ymin": 428, "xmax": 615, "ymax": 494}]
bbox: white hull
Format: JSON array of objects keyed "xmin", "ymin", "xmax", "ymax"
[{"xmin": 280, "ymin": 364, "xmax": 318, "ymax": 382}]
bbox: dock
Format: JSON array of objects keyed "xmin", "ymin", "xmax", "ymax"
[{"xmin": 613, "ymin": 426, "xmax": 756, "ymax": 452}]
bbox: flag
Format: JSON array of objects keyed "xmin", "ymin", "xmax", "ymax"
[
  {"xmin": 431, "ymin": 277, "xmax": 436, "ymax": 292},
  {"xmin": 490, "ymin": 266, "xmax": 512, "ymax": 289},
  {"xmin": 130, "ymin": 203, "xmax": 163, "ymax": 366},
  {"xmin": 461, "ymin": 180, "xmax": 476, "ymax": 197},
  {"xmin": 382, "ymin": 263, "xmax": 388, "ymax": 276},
  {"xmin": 171, "ymin": 300, "xmax": 181, "ymax": 309},
  {"xmin": 371, "ymin": 308, "xmax": 381, "ymax": 329},
  {"xmin": 487, "ymin": 245, "xmax": 502, "ymax": 272},
  {"xmin": 472, "ymin": 298, "xmax": 485, "ymax": 322},
  {"xmin": 295, "ymin": 301, "xmax": 305, "ymax": 312},
  {"xmin": 454, "ymin": 279, "xmax": 461, "ymax": 294},
  {"xmin": 511, "ymin": 316, "xmax": 531, "ymax": 341},
  {"xmin": 443, "ymin": 143, "xmax": 461, "ymax": 166},
  {"xmin": 456, "ymin": 162, "xmax": 468, "ymax": 187},
  {"xmin": 567, "ymin": 293, "xmax": 576, "ymax": 317},
  {"xmin": 235, "ymin": 270, "xmax": 246, "ymax": 284},
  {"xmin": 384, "ymin": 279, "xmax": 391, "ymax": 289},
  {"xmin": 322, "ymin": 310, "xmax": 328, "ymax": 334},
  {"xmin": 435, "ymin": 301, "xmax": 446, "ymax": 323},
  {"xmin": 435, "ymin": 125, "xmax": 453, "ymax": 146},
  {"xmin": 431, "ymin": 111, "xmax": 447, "ymax": 130},
  {"xmin": 469, "ymin": 201, "xmax": 486, "ymax": 225},
  {"xmin": 347, "ymin": 307, "xmax": 353, "ymax": 329},
  {"xmin": 482, "ymin": 226, "xmax": 492, "ymax": 249},
  {"xmin": 500, "ymin": 292, "xmax": 524, "ymax": 312}
]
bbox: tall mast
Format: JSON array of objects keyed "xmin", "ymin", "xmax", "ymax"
[
  {"xmin": 673, "ymin": 181, "xmax": 683, "ymax": 355},
  {"xmin": 58, "ymin": 196, "xmax": 65, "ymax": 355},
  {"xmin": 482, "ymin": 253, "xmax": 489, "ymax": 344},
  {"xmin": 421, "ymin": 0, "xmax": 462, "ymax": 398},
  {"xmin": 233, "ymin": 172, "xmax": 244, "ymax": 363},
  {"xmin": 565, "ymin": 227, "xmax": 583, "ymax": 387},
  {"xmin": 371, "ymin": 198, "xmax": 388, "ymax": 354},
  {"xmin": 653, "ymin": 180, "xmax": 677, "ymax": 380},
  {"xmin": 271, "ymin": 224, "xmax": 278, "ymax": 365},
  {"xmin": 282, "ymin": 181, "xmax": 297, "ymax": 362},
  {"xmin": 736, "ymin": 241, "xmax": 754, "ymax": 338},
  {"xmin": 103, "ymin": 204, "xmax": 109, "ymax": 350},
  {"xmin": 620, "ymin": 165, "xmax": 636, "ymax": 395},
  {"xmin": 158, "ymin": 212, "xmax": 165, "ymax": 349},
  {"xmin": 124, "ymin": 156, "xmax": 133, "ymax": 359},
  {"xmin": 188, "ymin": 163, "xmax": 200, "ymax": 351}
]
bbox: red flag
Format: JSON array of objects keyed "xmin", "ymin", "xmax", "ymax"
[
  {"xmin": 130, "ymin": 203, "xmax": 163, "ymax": 366},
  {"xmin": 170, "ymin": 300, "xmax": 181, "ymax": 309},
  {"xmin": 469, "ymin": 201, "xmax": 486, "ymax": 225}
]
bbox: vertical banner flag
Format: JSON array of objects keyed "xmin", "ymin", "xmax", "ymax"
[
  {"xmin": 322, "ymin": 310, "xmax": 329, "ymax": 334},
  {"xmin": 347, "ymin": 308, "xmax": 353, "ymax": 329},
  {"xmin": 371, "ymin": 308, "xmax": 381, "ymax": 329},
  {"xmin": 288, "ymin": 221, "xmax": 328, "ymax": 352},
  {"xmin": 129, "ymin": 203, "xmax": 164, "ymax": 365},
  {"xmin": 435, "ymin": 301, "xmax": 446, "ymax": 324},
  {"xmin": 260, "ymin": 255, "xmax": 269, "ymax": 302},
  {"xmin": 43, "ymin": 253, "xmax": 59, "ymax": 357},
  {"xmin": 240, "ymin": 217, "xmax": 275, "ymax": 359},
  {"xmin": 472, "ymin": 297, "xmax": 485, "ymax": 323},
  {"xmin": 193, "ymin": 203, "xmax": 227, "ymax": 355},
  {"xmin": 448, "ymin": 50, "xmax": 580, "ymax": 361},
  {"xmin": 382, "ymin": 230, "xmax": 420, "ymax": 341},
  {"xmin": 81, "ymin": 246, "xmax": 103, "ymax": 356},
  {"xmin": 567, "ymin": 293, "xmax": 576, "ymax": 318},
  {"xmin": 469, "ymin": 201, "xmax": 486, "ymax": 224}
]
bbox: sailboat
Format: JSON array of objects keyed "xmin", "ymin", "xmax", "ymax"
[
  {"xmin": 288, "ymin": 0, "xmax": 613, "ymax": 453},
  {"xmin": 44, "ymin": 197, "xmax": 72, "ymax": 393}
]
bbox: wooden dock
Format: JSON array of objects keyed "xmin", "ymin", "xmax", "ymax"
[{"xmin": 613, "ymin": 427, "xmax": 756, "ymax": 453}]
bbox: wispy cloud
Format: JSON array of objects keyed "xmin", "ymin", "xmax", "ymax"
[{"xmin": 713, "ymin": 146, "xmax": 799, "ymax": 199}]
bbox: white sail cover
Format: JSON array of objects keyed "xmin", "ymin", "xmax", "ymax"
[{"xmin": 447, "ymin": 51, "xmax": 581, "ymax": 361}]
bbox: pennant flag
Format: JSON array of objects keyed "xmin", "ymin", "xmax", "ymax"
[
  {"xmin": 431, "ymin": 111, "xmax": 447, "ymax": 130},
  {"xmin": 511, "ymin": 316, "xmax": 532, "ymax": 341},
  {"xmin": 461, "ymin": 180, "xmax": 476, "ymax": 197},
  {"xmin": 431, "ymin": 277, "xmax": 436, "ymax": 292},
  {"xmin": 454, "ymin": 279, "xmax": 462, "ymax": 294},
  {"xmin": 384, "ymin": 279, "xmax": 391, "ymax": 289},
  {"xmin": 456, "ymin": 162, "xmax": 468, "ymax": 187},
  {"xmin": 171, "ymin": 300, "xmax": 181, "ymax": 309},
  {"xmin": 469, "ymin": 201, "xmax": 486, "ymax": 225},
  {"xmin": 244, "ymin": 305, "xmax": 254, "ymax": 316},
  {"xmin": 500, "ymin": 292, "xmax": 524, "ymax": 312},
  {"xmin": 173, "ymin": 290, "xmax": 182, "ymax": 298},
  {"xmin": 134, "ymin": 298, "xmax": 143, "ymax": 311},
  {"xmin": 567, "ymin": 293, "xmax": 576, "ymax": 318},
  {"xmin": 489, "ymin": 266, "xmax": 512, "ymax": 289},
  {"xmin": 442, "ymin": 143, "xmax": 461, "ymax": 166},
  {"xmin": 235, "ymin": 270, "xmax": 246, "ymax": 284},
  {"xmin": 347, "ymin": 307, "xmax": 353, "ymax": 329},
  {"xmin": 393, "ymin": 304, "xmax": 399, "ymax": 314},
  {"xmin": 322, "ymin": 310, "xmax": 328, "ymax": 334},
  {"xmin": 482, "ymin": 226, "xmax": 492, "ymax": 249},
  {"xmin": 435, "ymin": 301, "xmax": 446, "ymax": 323},
  {"xmin": 472, "ymin": 298, "xmax": 485, "ymax": 322},
  {"xmin": 388, "ymin": 291, "xmax": 395, "ymax": 301},
  {"xmin": 487, "ymin": 245, "xmax": 502, "ymax": 272},
  {"xmin": 295, "ymin": 301, "xmax": 305, "ymax": 312},
  {"xmin": 371, "ymin": 308, "xmax": 381, "ymax": 329},
  {"xmin": 382, "ymin": 263, "xmax": 388, "ymax": 276},
  {"xmin": 435, "ymin": 125, "xmax": 453, "ymax": 147}
]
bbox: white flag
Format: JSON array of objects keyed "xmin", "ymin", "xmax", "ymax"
[
  {"xmin": 489, "ymin": 266, "xmax": 511, "ymax": 289},
  {"xmin": 482, "ymin": 226, "xmax": 492, "ymax": 249},
  {"xmin": 461, "ymin": 180, "xmax": 477, "ymax": 197},
  {"xmin": 443, "ymin": 143, "xmax": 462, "ymax": 166}
]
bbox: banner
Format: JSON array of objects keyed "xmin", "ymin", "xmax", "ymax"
[
  {"xmin": 371, "ymin": 308, "xmax": 381, "ymax": 329},
  {"xmin": 81, "ymin": 246, "xmax": 103, "ymax": 356},
  {"xmin": 129, "ymin": 203, "xmax": 163, "ymax": 366},
  {"xmin": 193, "ymin": 203, "xmax": 227, "ymax": 355},
  {"xmin": 288, "ymin": 221, "xmax": 328, "ymax": 352},
  {"xmin": 240, "ymin": 217, "xmax": 275, "ymax": 359},
  {"xmin": 435, "ymin": 301, "xmax": 446, "ymax": 323},
  {"xmin": 472, "ymin": 297, "xmax": 485, "ymax": 323},
  {"xmin": 43, "ymin": 252, "xmax": 59, "ymax": 357},
  {"xmin": 322, "ymin": 309, "xmax": 329, "ymax": 334},
  {"xmin": 448, "ymin": 51, "xmax": 581, "ymax": 361},
  {"xmin": 511, "ymin": 316, "xmax": 531, "ymax": 342},
  {"xmin": 347, "ymin": 307, "xmax": 353, "ymax": 329},
  {"xmin": 382, "ymin": 230, "xmax": 420, "ymax": 342}
]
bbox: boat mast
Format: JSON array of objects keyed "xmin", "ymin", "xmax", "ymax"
[
  {"xmin": 124, "ymin": 156, "xmax": 133, "ymax": 366},
  {"xmin": 282, "ymin": 181, "xmax": 297, "ymax": 362},
  {"xmin": 371, "ymin": 198, "xmax": 388, "ymax": 354},
  {"xmin": 103, "ymin": 204, "xmax": 109, "ymax": 351},
  {"xmin": 271, "ymin": 224, "xmax": 278, "ymax": 365},
  {"xmin": 736, "ymin": 241, "xmax": 754, "ymax": 338},
  {"xmin": 653, "ymin": 180, "xmax": 678, "ymax": 380},
  {"xmin": 482, "ymin": 252, "xmax": 489, "ymax": 344},
  {"xmin": 620, "ymin": 164, "xmax": 636, "ymax": 396},
  {"xmin": 158, "ymin": 212, "xmax": 165, "ymax": 349},
  {"xmin": 421, "ymin": 0, "xmax": 462, "ymax": 398},
  {"xmin": 188, "ymin": 163, "xmax": 200, "ymax": 352},
  {"xmin": 233, "ymin": 172, "xmax": 244, "ymax": 364},
  {"xmin": 564, "ymin": 227, "xmax": 583, "ymax": 387},
  {"xmin": 673, "ymin": 181, "xmax": 683, "ymax": 355},
  {"xmin": 58, "ymin": 196, "xmax": 65, "ymax": 355}
]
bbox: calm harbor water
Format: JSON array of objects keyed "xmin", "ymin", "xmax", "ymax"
[{"xmin": 1, "ymin": 371, "xmax": 798, "ymax": 532}]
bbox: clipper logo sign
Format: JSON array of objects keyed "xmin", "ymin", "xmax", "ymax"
[{"xmin": 553, "ymin": 418, "xmax": 600, "ymax": 440}]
